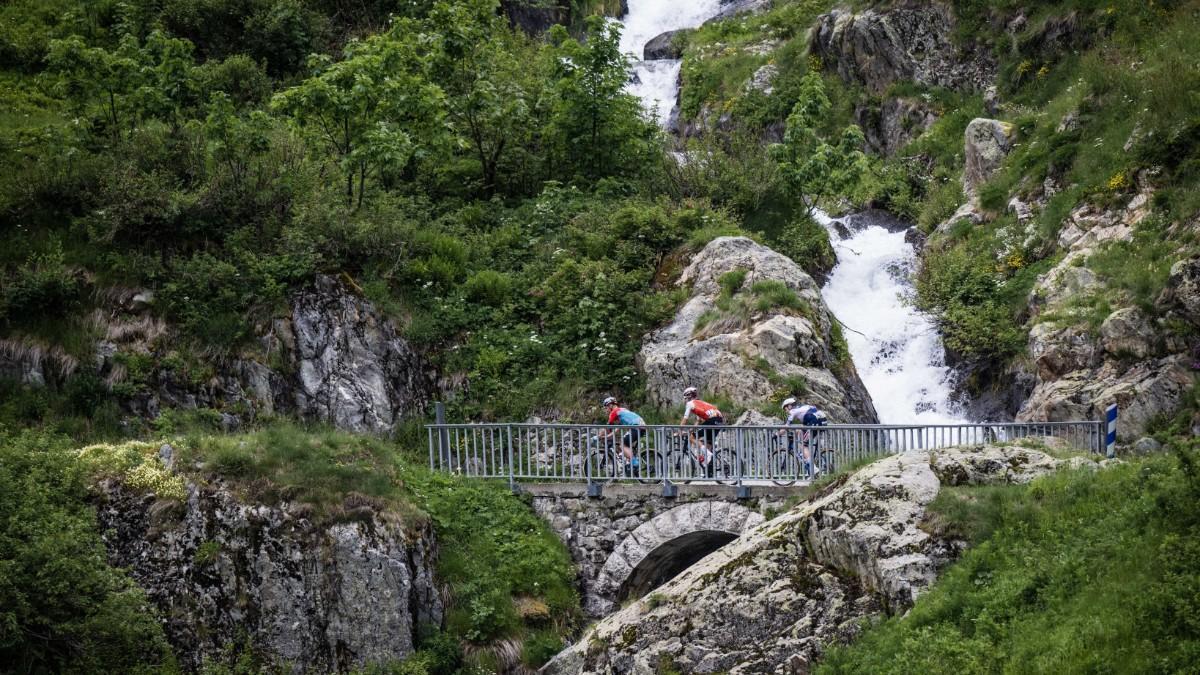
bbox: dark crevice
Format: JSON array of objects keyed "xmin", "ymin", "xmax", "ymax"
[{"xmin": 617, "ymin": 530, "xmax": 738, "ymax": 603}]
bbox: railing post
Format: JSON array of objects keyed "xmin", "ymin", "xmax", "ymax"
[
  {"xmin": 435, "ymin": 402, "xmax": 450, "ymax": 469},
  {"xmin": 507, "ymin": 424, "xmax": 515, "ymax": 491}
]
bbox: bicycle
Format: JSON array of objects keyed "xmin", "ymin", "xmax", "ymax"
[
  {"xmin": 663, "ymin": 430, "xmax": 744, "ymax": 485},
  {"xmin": 583, "ymin": 431, "xmax": 656, "ymax": 484},
  {"xmin": 768, "ymin": 429, "xmax": 834, "ymax": 486}
]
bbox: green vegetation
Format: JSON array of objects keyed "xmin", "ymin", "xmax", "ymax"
[
  {"xmin": 0, "ymin": 429, "xmax": 175, "ymax": 673},
  {"xmin": 694, "ymin": 268, "xmax": 811, "ymax": 338},
  {"xmin": 0, "ymin": 422, "xmax": 582, "ymax": 673},
  {"xmin": 819, "ymin": 446, "xmax": 1200, "ymax": 674}
]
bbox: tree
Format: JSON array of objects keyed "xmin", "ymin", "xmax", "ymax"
[
  {"xmin": 547, "ymin": 16, "xmax": 650, "ymax": 180},
  {"xmin": 272, "ymin": 24, "xmax": 446, "ymax": 209},
  {"xmin": 429, "ymin": 0, "xmax": 538, "ymax": 197},
  {"xmin": 771, "ymin": 71, "xmax": 867, "ymax": 214},
  {"xmin": 47, "ymin": 30, "xmax": 196, "ymax": 139}
]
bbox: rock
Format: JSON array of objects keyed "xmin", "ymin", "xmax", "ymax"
[
  {"xmin": 705, "ymin": 0, "xmax": 770, "ymax": 24},
  {"xmin": 963, "ymin": 118, "xmax": 1014, "ymax": 202},
  {"xmin": 96, "ymin": 480, "xmax": 443, "ymax": 672},
  {"xmin": 130, "ymin": 290, "xmax": 155, "ymax": 311},
  {"xmin": 746, "ymin": 63, "xmax": 778, "ymax": 96},
  {"xmin": 158, "ymin": 443, "xmax": 175, "ymax": 470},
  {"xmin": 643, "ymin": 30, "xmax": 684, "ymax": 60},
  {"xmin": 856, "ymin": 97, "xmax": 939, "ymax": 156},
  {"xmin": 734, "ymin": 409, "xmax": 784, "ymax": 426},
  {"xmin": 1099, "ymin": 308, "xmax": 1154, "ymax": 359},
  {"xmin": 810, "ymin": 5, "xmax": 996, "ymax": 95},
  {"xmin": 290, "ymin": 275, "xmax": 429, "ymax": 434},
  {"xmin": 1131, "ymin": 436, "xmax": 1163, "ymax": 455},
  {"xmin": 1018, "ymin": 354, "xmax": 1194, "ymax": 441},
  {"xmin": 1008, "ymin": 195, "xmax": 1035, "ymax": 222},
  {"xmin": 984, "ymin": 85, "xmax": 1000, "ymax": 115},
  {"xmin": 1158, "ymin": 257, "xmax": 1200, "ymax": 326},
  {"xmin": 543, "ymin": 445, "xmax": 1068, "ymax": 674},
  {"xmin": 638, "ymin": 237, "xmax": 878, "ymax": 422}
]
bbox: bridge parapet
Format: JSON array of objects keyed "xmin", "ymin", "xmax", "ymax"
[{"xmin": 426, "ymin": 420, "xmax": 1106, "ymax": 489}]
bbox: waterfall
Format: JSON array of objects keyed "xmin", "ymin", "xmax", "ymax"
[
  {"xmin": 817, "ymin": 211, "xmax": 969, "ymax": 424},
  {"xmin": 618, "ymin": 0, "xmax": 724, "ymax": 125},
  {"xmin": 616, "ymin": 4, "xmax": 968, "ymax": 424}
]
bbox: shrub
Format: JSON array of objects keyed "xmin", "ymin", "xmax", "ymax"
[{"xmin": 0, "ymin": 430, "xmax": 175, "ymax": 671}]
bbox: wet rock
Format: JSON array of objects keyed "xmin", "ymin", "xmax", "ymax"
[
  {"xmin": 644, "ymin": 29, "xmax": 685, "ymax": 60},
  {"xmin": 543, "ymin": 446, "xmax": 1075, "ymax": 674},
  {"xmin": 963, "ymin": 118, "xmax": 1014, "ymax": 202},
  {"xmin": 810, "ymin": 5, "xmax": 996, "ymax": 95},
  {"xmin": 638, "ymin": 237, "xmax": 878, "ymax": 422},
  {"xmin": 96, "ymin": 480, "xmax": 443, "ymax": 672}
]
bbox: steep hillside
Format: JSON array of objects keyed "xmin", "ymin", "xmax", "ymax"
[{"xmin": 673, "ymin": 0, "xmax": 1199, "ymax": 435}]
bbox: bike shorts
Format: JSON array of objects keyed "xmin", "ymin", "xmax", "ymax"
[
  {"xmin": 786, "ymin": 429, "xmax": 817, "ymax": 453},
  {"xmin": 622, "ymin": 428, "xmax": 643, "ymax": 451},
  {"xmin": 699, "ymin": 416, "xmax": 724, "ymax": 448}
]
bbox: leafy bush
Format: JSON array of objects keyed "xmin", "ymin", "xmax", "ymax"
[{"xmin": 0, "ymin": 429, "xmax": 175, "ymax": 672}]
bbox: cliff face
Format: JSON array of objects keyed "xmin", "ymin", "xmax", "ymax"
[{"xmin": 95, "ymin": 474, "xmax": 443, "ymax": 672}]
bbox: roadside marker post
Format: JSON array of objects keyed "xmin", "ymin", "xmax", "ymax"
[{"xmin": 1105, "ymin": 404, "xmax": 1118, "ymax": 458}]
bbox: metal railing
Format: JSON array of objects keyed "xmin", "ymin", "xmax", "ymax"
[{"xmin": 426, "ymin": 420, "xmax": 1106, "ymax": 487}]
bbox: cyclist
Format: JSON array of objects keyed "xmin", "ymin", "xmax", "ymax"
[
  {"xmin": 780, "ymin": 397, "xmax": 829, "ymax": 478},
  {"xmin": 679, "ymin": 386, "xmax": 724, "ymax": 464},
  {"xmin": 602, "ymin": 396, "xmax": 646, "ymax": 474}
]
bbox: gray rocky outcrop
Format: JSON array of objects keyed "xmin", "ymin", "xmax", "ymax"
[
  {"xmin": 644, "ymin": 30, "xmax": 685, "ymax": 60},
  {"xmin": 97, "ymin": 275, "xmax": 431, "ymax": 434},
  {"xmin": 810, "ymin": 4, "xmax": 996, "ymax": 95},
  {"xmin": 96, "ymin": 476, "xmax": 442, "ymax": 672},
  {"xmin": 1015, "ymin": 193, "xmax": 1196, "ymax": 441},
  {"xmin": 291, "ymin": 275, "xmax": 428, "ymax": 433},
  {"xmin": 963, "ymin": 118, "xmax": 1015, "ymax": 202},
  {"xmin": 543, "ymin": 445, "xmax": 1085, "ymax": 674},
  {"xmin": 638, "ymin": 237, "xmax": 877, "ymax": 422},
  {"xmin": 706, "ymin": 0, "xmax": 771, "ymax": 24}
]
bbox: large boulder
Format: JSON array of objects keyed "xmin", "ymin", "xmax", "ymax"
[
  {"xmin": 543, "ymin": 445, "xmax": 1084, "ymax": 674},
  {"xmin": 97, "ymin": 477, "xmax": 442, "ymax": 671},
  {"xmin": 963, "ymin": 118, "xmax": 1014, "ymax": 202},
  {"xmin": 643, "ymin": 29, "xmax": 685, "ymax": 60},
  {"xmin": 810, "ymin": 4, "xmax": 996, "ymax": 95},
  {"xmin": 638, "ymin": 237, "xmax": 878, "ymax": 422},
  {"xmin": 856, "ymin": 96, "xmax": 939, "ymax": 156}
]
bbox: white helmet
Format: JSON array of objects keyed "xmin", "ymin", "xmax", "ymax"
[
  {"xmin": 602, "ymin": 396, "xmax": 617, "ymax": 406},
  {"xmin": 682, "ymin": 386, "xmax": 698, "ymax": 399},
  {"xmin": 781, "ymin": 397, "xmax": 797, "ymax": 409}
]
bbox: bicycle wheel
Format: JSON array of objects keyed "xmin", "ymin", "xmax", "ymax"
[
  {"xmin": 711, "ymin": 449, "xmax": 745, "ymax": 485},
  {"xmin": 586, "ymin": 450, "xmax": 617, "ymax": 484},
  {"xmin": 768, "ymin": 449, "xmax": 801, "ymax": 486}
]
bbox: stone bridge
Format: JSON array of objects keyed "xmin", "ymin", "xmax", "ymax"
[{"xmin": 527, "ymin": 484, "xmax": 792, "ymax": 617}]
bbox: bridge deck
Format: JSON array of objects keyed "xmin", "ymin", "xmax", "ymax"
[{"xmin": 517, "ymin": 481, "xmax": 808, "ymax": 498}]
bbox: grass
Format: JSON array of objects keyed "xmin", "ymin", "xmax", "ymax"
[{"xmin": 818, "ymin": 446, "xmax": 1200, "ymax": 674}]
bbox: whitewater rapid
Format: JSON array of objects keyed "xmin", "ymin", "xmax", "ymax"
[
  {"xmin": 817, "ymin": 212, "xmax": 970, "ymax": 424},
  {"xmin": 618, "ymin": 0, "xmax": 723, "ymax": 125}
]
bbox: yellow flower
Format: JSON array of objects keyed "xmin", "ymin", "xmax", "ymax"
[
  {"xmin": 1017, "ymin": 60, "xmax": 1034, "ymax": 76},
  {"xmin": 1107, "ymin": 171, "xmax": 1130, "ymax": 191},
  {"xmin": 1037, "ymin": 65, "xmax": 1050, "ymax": 79}
]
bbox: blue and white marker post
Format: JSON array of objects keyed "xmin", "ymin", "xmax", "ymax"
[{"xmin": 1105, "ymin": 404, "xmax": 1118, "ymax": 458}]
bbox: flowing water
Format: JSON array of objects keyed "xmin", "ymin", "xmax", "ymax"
[
  {"xmin": 817, "ymin": 211, "xmax": 970, "ymax": 424},
  {"xmin": 616, "ymin": 3, "xmax": 969, "ymax": 423},
  {"xmin": 618, "ymin": 0, "xmax": 723, "ymax": 125}
]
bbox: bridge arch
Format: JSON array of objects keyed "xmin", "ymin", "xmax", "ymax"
[{"xmin": 594, "ymin": 501, "xmax": 763, "ymax": 613}]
